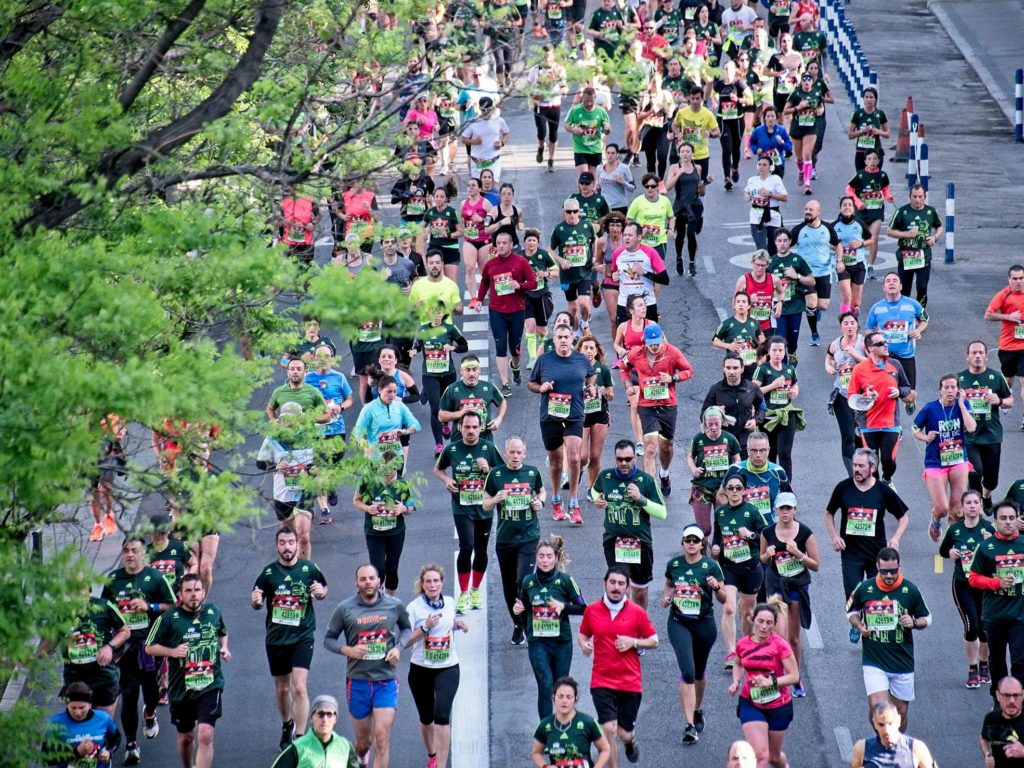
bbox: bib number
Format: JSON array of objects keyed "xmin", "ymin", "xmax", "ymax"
[
  {"xmin": 939, "ymin": 439, "xmax": 965, "ymax": 467},
  {"xmin": 750, "ymin": 682, "xmax": 781, "ymax": 705},
  {"xmin": 642, "ymin": 377, "xmax": 670, "ymax": 401},
  {"xmin": 797, "ymin": 111, "xmax": 815, "ymax": 127},
  {"xmin": 900, "ymin": 249, "xmax": 925, "ymax": 270},
  {"xmin": 614, "ymin": 536, "xmax": 642, "ymax": 564},
  {"xmin": 371, "ymin": 505, "xmax": 398, "ymax": 531},
  {"xmin": 459, "ymin": 479, "xmax": 485, "ymax": 507},
  {"xmin": 845, "ymin": 507, "xmax": 877, "ymax": 537},
  {"xmin": 548, "ymin": 392, "xmax": 572, "ymax": 419},
  {"xmin": 271, "ymin": 595, "xmax": 303, "ymax": 626},
  {"xmin": 564, "ymin": 245, "xmax": 588, "ymax": 268},
  {"xmin": 423, "ymin": 635, "xmax": 452, "ymax": 665},
  {"xmin": 425, "ymin": 348, "xmax": 450, "ymax": 374},
  {"xmin": 673, "ymin": 583, "xmax": 702, "ymax": 616},
  {"xmin": 775, "ymin": 552, "xmax": 805, "ymax": 577},
  {"xmin": 864, "ymin": 600, "xmax": 898, "ymax": 632},
  {"xmin": 532, "ymin": 605, "xmax": 561, "ymax": 637},
  {"xmin": 495, "ymin": 273, "xmax": 517, "ymax": 296},
  {"xmin": 723, "ymin": 534, "xmax": 752, "ymax": 563},
  {"xmin": 185, "ymin": 660, "xmax": 215, "ymax": 692}
]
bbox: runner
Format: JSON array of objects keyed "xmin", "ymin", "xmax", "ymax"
[
  {"xmin": 783, "ymin": 73, "xmax": 824, "ymax": 194},
  {"xmin": 322, "ymin": 564, "xmax": 411, "ymax": 768},
  {"xmin": 850, "ymin": 701, "xmax": 936, "ymax": 768},
  {"xmin": 958, "ymin": 340, "xmax": 1014, "ymax": 508},
  {"xmin": 305, "ymin": 347, "xmax": 354, "ymax": 524},
  {"xmin": 984, "ymin": 265, "xmax": 1024, "ymax": 430},
  {"xmin": 279, "ymin": 189, "xmax": 316, "ymax": 266},
  {"xmin": 251, "ymin": 527, "xmax": 328, "ymax": 751},
  {"xmin": 529, "ymin": 322, "xmax": 597, "ymax": 524},
  {"xmin": 578, "ymin": 567, "xmax": 659, "ymax": 768},
  {"xmin": 598, "ymin": 144, "xmax": 637, "ymax": 216},
  {"xmin": 44, "ymin": 682, "xmax": 121, "ymax": 768},
  {"xmin": 744, "ymin": 157, "xmax": 788, "ymax": 257},
  {"xmin": 519, "ymin": 228, "xmax": 558, "ymax": 370},
  {"xmin": 409, "ymin": 251, "xmax": 463, "ymax": 321},
  {"xmin": 664, "ymin": 142, "xmax": 705, "ymax": 277},
  {"xmin": 595, "ymin": 213, "xmax": 626, "ymax": 338},
  {"xmin": 735, "ymin": 250, "xmax": 776, "ymax": 337},
  {"xmin": 885, "ymin": 184, "xmax": 944, "ymax": 308},
  {"xmin": 768, "ymin": 229, "xmax": 814, "ymax": 364},
  {"xmin": 824, "ymin": 312, "xmax": 867, "ymax": 475},
  {"xmin": 610, "ymin": 222, "xmax": 669, "ymax": 323},
  {"xmin": 423, "ymin": 190, "xmax": 462, "ymax": 284},
  {"xmin": 846, "ymin": 548, "xmax": 930, "ymax": 732},
  {"xmin": 577, "ymin": 336, "xmax": 615, "ymax": 491},
  {"xmin": 701, "ymin": 355, "xmax": 765, "ymax": 459},
  {"xmin": 478, "ymin": 231, "xmax": 537, "ymax": 396},
  {"xmin": 727, "ymin": 601, "xmax": 799, "ymax": 768},
  {"xmin": 672, "ymin": 88, "xmax": 721, "ymax": 185},
  {"xmin": 912, "ymin": 374, "xmax": 977, "ymax": 540},
  {"xmin": 270, "ymin": 694, "xmax": 357, "ymax": 768},
  {"xmin": 434, "ymin": 412, "xmax": 503, "ymax": 614},
  {"xmin": 939, "ymin": 489, "xmax": 995, "ymax": 690},
  {"xmin": 461, "ymin": 97, "xmax": 510, "ymax": 179},
  {"xmin": 147, "ymin": 514, "xmax": 195, "ymax": 599},
  {"xmin": 613, "ymin": 294, "xmax": 655, "ymax": 453},
  {"xmin": 832, "ymin": 197, "xmax": 873, "ymax": 315},
  {"xmin": 461, "ymin": 178, "xmax": 495, "ymax": 310},
  {"xmin": 515, "ymin": 537, "xmax": 587, "ymax": 718},
  {"xmin": 404, "ymin": 564, "xmax": 468, "ymax": 768},
  {"xmin": 688, "ymin": 407, "xmax": 742, "ymax": 538},
  {"xmin": 864, "ymin": 273, "xmax": 928, "ymax": 414},
  {"xmin": 845, "ymin": 151, "xmax": 891, "ymax": 286},
  {"xmin": 724, "ymin": 432, "xmax": 791, "ymax": 527},
  {"xmin": 531, "ymin": 676, "xmax": 612, "ymax": 768},
  {"xmin": 712, "ymin": 60, "xmax": 751, "ymax": 190},
  {"xmin": 391, "ymin": 156, "xmax": 435, "ymax": 246},
  {"xmin": 550, "ymin": 198, "xmax": 598, "ymax": 332},
  {"xmin": 749, "ymin": 107, "xmax": 792, "ymax": 180},
  {"xmin": 438, "ymin": 354, "xmax": 507, "ymax": 440},
  {"xmin": 586, "ymin": 0, "xmax": 627, "ymax": 61},
  {"xmin": 146, "ymin": 575, "xmax": 231, "ymax": 768},
  {"xmin": 661, "ymin": 524, "xmax": 726, "ymax": 743},
  {"xmin": 753, "ymin": 336, "xmax": 801, "ymax": 480},
  {"xmin": 967, "ymin": 500, "xmax": 1024, "ymax": 700},
  {"xmin": 635, "ymin": 74, "xmax": 674, "ymax": 180},
  {"xmin": 351, "ymin": 374, "xmax": 421, "ymax": 468},
  {"xmin": 571, "ymin": 171, "xmax": 612, "ymax": 226},
  {"xmin": 528, "ymin": 45, "xmax": 568, "ymax": 173},
  {"xmin": 592, "ymin": 439, "xmax": 668, "ymax": 611},
  {"xmin": 410, "ymin": 308, "xmax": 467, "ymax": 456},
  {"xmin": 712, "ymin": 474, "xmax": 765, "ymax": 668},
  {"xmin": 824, "ymin": 448, "xmax": 909, "ymax": 612},
  {"xmin": 768, "ymin": 34, "xmax": 802, "ymax": 121},
  {"xmin": 619, "ymin": 322, "xmax": 694, "ymax": 492},
  {"xmin": 790, "ymin": 200, "xmax": 842, "ymax": 346},
  {"xmin": 759, "ymin": 492, "xmax": 818, "ymax": 698},
  {"xmin": 626, "ymin": 175, "xmax": 675, "ymax": 259},
  {"xmin": 355, "ymin": 454, "xmax": 417, "ymax": 595},
  {"xmin": 102, "ymin": 537, "xmax": 176, "ymax": 766},
  {"xmin": 713, "ymin": 292, "xmax": 766, "ymax": 379},
  {"xmin": 565, "ymin": 87, "xmax": 612, "ymax": 176},
  {"xmin": 980, "ymin": 676, "xmax": 1024, "ymax": 766},
  {"xmin": 90, "ymin": 414, "xmax": 126, "ymax": 542}
]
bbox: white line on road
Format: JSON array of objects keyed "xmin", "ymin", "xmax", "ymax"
[
  {"xmin": 715, "ymin": 306, "xmax": 727, "ymax": 321},
  {"xmin": 0, "ymin": 667, "xmax": 27, "ymax": 712},
  {"xmin": 805, "ymin": 614, "xmax": 823, "ymax": 650},
  {"xmin": 467, "ymin": 339, "xmax": 490, "ymax": 351},
  {"xmin": 462, "ymin": 321, "xmax": 490, "ymax": 333},
  {"xmin": 451, "ymin": 553, "xmax": 489, "ymax": 768},
  {"xmin": 703, "ymin": 252, "xmax": 716, "ymax": 275},
  {"xmin": 834, "ymin": 726, "xmax": 854, "ymax": 762}
]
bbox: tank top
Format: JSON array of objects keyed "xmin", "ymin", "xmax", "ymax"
[
  {"xmin": 672, "ymin": 164, "xmax": 703, "ymax": 212},
  {"xmin": 461, "ymin": 197, "xmax": 490, "ymax": 243},
  {"xmin": 744, "ymin": 272, "xmax": 775, "ymax": 331},
  {"xmin": 862, "ymin": 734, "xmax": 915, "ymax": 768},
  {"xmin": 371, "ymin": 372, "xmax": 409, "ymax": 400},
  {"xmin": 342, "ymin": 189, "xmax": 376, "ymax": 238},
  {"xmin": 831, "ymin": 335, "xmax": 865, "ymax": 396},
  {"xmin": 489, "ymin": 204, "xmax": 521, "ymax": 247},
  {"xmin": 793, "ymin": 0, "xmax": 818, "ymax": 31},
  {"xmin": 622, "ymin": 318, "xmax": 651, "ymax": 351}
]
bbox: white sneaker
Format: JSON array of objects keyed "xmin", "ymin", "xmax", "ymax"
[{"xmin": 143, "ymin": 711, "xmax": 159, "ymax": 739}]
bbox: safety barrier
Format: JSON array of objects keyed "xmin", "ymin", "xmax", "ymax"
[
  {"xmin": 1016, "ymin": 68, "xmax": 1022, "ymax": 143},
  {"xmin": 817, "ymin": 0, "xmax": 876, "ymax": 108},
  {"xmin": 945, "ymin": 183, "xmax": 955, "ymax": 264}
]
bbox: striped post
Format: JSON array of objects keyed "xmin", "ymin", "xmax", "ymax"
[
  {"xmin": 906, "ymin": 143, "xmax": 918, "ymax": 189},
  {"xmin": 918, "ymin": 143, "xmax": 929, "ymax": 196},
  {"xmin": 945, "ymin": 183, "xmax": 955, "ymax": 264},
  {"xmin": 1016, "ymin": 68, "xmax": 1023, "ymax": 143}
]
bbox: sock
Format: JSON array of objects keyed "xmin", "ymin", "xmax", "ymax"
[
  {"xmin": 840, "ymin": 303, "xmax": 852, "ymax": 314},
  {"xmin": 569, "ymin": 497, "xmax": 578, "ymax": 506},
  {"xmin": 458, "ymin": 572, "xmax": 470, "ymax": 593},
  {"xmin": 806, "ymin": 307, "xmax": 818, "ymax": 335},
  {"xmin": 970, "ymin": 663, "xmax": 979, "ymax": 670},
  {"xmin": 659, "ymin": 468, "xmax": 669, "ymax": 478},
  {"xmin": 471, "ymin": 570, "xmax": 485, "ymax": 589},
  {"xmin": 525, "ymin": 332, "xmax": 536, "ymax": 359},
  {"xmin": 552, "ymin": 494, "xmax": 561, "ymax": 503},
  {"xmin": 802, "ymin": 162, "xmax": 813, "ymax": 186}
]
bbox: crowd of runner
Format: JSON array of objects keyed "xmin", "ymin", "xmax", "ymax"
[{"xmin": 43, "ymin": 1, "xmax": 1024, "ymax": 768}]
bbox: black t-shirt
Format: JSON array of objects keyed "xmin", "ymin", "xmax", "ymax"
[
  {"xmin": 762, "ymin": 522, "xmax": 814, "ymax": 585},
  {"xmin": 982, "ymin": 709, "xmax": 1024, "ymax": 767},
  {"xmin": 826, "ymin": 478, "xmax": 908, "ymax": 561}
]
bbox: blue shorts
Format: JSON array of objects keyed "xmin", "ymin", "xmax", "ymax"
[
  {"xmin": 737, "ymin": 697, "xmax": 793, "ymax": 731},
  {"xmin": 346, "ymin": 678, "xmax": 399, "ymax": 719}
]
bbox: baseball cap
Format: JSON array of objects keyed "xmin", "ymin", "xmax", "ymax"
[
  {"xmin": 681, "ymin": 524, "xmax": 705, "ymax": 541},
  {"xmin": 479, "ymin": 96, "xmax": 494, "ymax": 110},
  {"xmin": 578, "ymin": 171, "xmax": 595, "ymax": 184},
  {"xmin": 643, "ymin": 323, "xmax": 664, "ymax": 344},
  {"xmin": 775, "ymin": 492, "xmax": 798, "ymax": 509},
  {"xmin": 150, "ymin": 514, "xmax": 172, "ymax": 533}
]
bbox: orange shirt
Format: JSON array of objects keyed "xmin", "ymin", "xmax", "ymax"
[
  {"xmin": 986, "ymin": 286, "xmax": 1024, "ymax": 351},
  {"xmin": 847, "ymin": 358, "xmax": 905, "ymax": 430}
]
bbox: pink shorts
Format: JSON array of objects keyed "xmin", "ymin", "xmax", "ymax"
[{"xmin": 922, "ymin": 461, "xmax": 972, "ymax": 480}]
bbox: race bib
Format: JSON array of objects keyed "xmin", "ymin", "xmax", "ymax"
[
  {"xmin": 495, "ymin": 272, "xmax": 517, "ymax": 296},
  {"xmin": 371, "ymin": 504, "xmax": 398, "ymax": 531},
  {"xmin": 425, "ymin": 348, "xmax": 450, "ymax": 374},
  {"xmin": 584, "ymin": 395, "xmax": 603, "ymax": 414},
  {"xmin": 463, "ymin": 225, "xmax": 480, "ymax": 240},
  {"xmin": 641, "ymin": 223, "xmax": 662, "ymax": 245},
  {"xmin": 564, "ymin": 244, "xmax": 588, "ymax": 268},
  {"xmin": 780, "ymin": 278, "xmax": 795, "ymax": 300},
  {"xmin": 961, "ymin": 548, "xmax": 976, "ymax": 571},
  {"xmin": 965, "ymin": 389, "xmax": 991, "ymax": 416},
  {"xmin": 430, "ymin": 218, "xmax": 449, "ymax": 237},
  {"xmin": 862, "ymin": 190, "xmax": 884, "ymax": 210},
  {"xmin": 751, "ymin": 296, "xmax": 772, "ymax": 322},
  {"xmin": 68, "ymin": 633, "xmax": 99, "ymax": 665},
  {"xmin": 745, "ymin": 487, "xmax": 771, "ymax": 520},
  {"xmin": 503, "ymin": 482, "xmax": 532, "ymax": 511},
  {"xmin": 721, "ymin": 103, "xmax": 739, "ymax": 120},
  {"xmin": 939, "ymin": 439, "xmax": 965, "ymax": 467},
  {"xmin": 287, "ymin": 226, "xmax": 306, "ymax": 242},
  {"xmin": 749, "ymin": 681, "xmax": 781, "ymax": 705},
  {"xmin": 882, "ymin": 320, "xmax": 909, "ymax": 346},
  {"xmin": 838, "ymin": 363, "xmax": 854, "ymax": 391},
  {"xmin": 1015, "ymin": 324, "xmax": 1024, "ymax": 340},
  {"xmin": 673, "ymin": 583, "xmax": 702, "ymax": 616},
  {"xmin": 771, "ymin": 0, "xmax": 790, "ymax": 14},
  {"xmin": 377, "ymin": 430, "xmax": 401, "ymax": 455},
  {"xmin": 271, "ymin": 594, "xmax": 303, "ymax": 626},
  {"xmin": 615, "ymin": 536, "xmax": 642, "ymax": 564},
  {"xmin": 856, "ymin": 133, "xmax": 876, "ymax": 150},
  {"xmin": 768, "ymin": 382, "xmax": 790, "ymax": 406},
  {"xmin": 358, "ymin": 322, "xmax": 383, "ymax": 343},
  {"xmin": 797, "ymin": 111, "xmax": 815, "ymax": 127},
  {"xmin": 548, "ymin": 4, "xmax": 563, "ymax": 19},
  {"xmin": 702, "ymin": 444, "xmax": 730, "ymax": 473},
  {"xmin": 358, "ymin": 630, "xmax": 389, "ymax": 661},
  {"xmin": 846, "ymin": 507, "xmax": 877, "ymax": 537},
  {"xmin": 996, "ymin": 553, "xmax": 1024, "ymax": 586},
  {"xmin": 184, "ymin": 660, "xmax": 215, "ymax": 692},
  {"xmin": 579, "ymin": 121, "xmax": 598, "ymax": 137},
  {"xmin": 423, "ymin": 634, "xmax": 451, "ymax": 665},
  {"xmin": 117, "ymin": 599, "xmax": 149, "ymax": 631},
  {"xmin": 406, "ymin": 200, "xmax": 426, "ymax": 216},
  {"xmin": 900, "ymin": 248, "xmax": 925, "ymax": 270},
  {"xmin": 459, "ymin": 478, "xmax": 485, "ymax": 507},
  {"xmin": 775, "ymin": 551, "xmax": 805, "ymax": 578},
  {"xmin": 532, "ymin": 604, "xmax": 561, "ymax": 637},
  {"xmin": 864, "ymin": 599, "xmax": 898, "ymax": 632},
  {"xmin": 642, "ymin": 377, "xmax": 670, "ymax": 401},
  {"xmin": 548, "ymin": 392, "xmax": 572, "ymax": 419},
  {"xmin": 723, "ymin": 534, "xmax": 752, "ymax": 563},
  {"xmin": 739, "ymin": 342, "xmax": 757, "ymax": 367}
]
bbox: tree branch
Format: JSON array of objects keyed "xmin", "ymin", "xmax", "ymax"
[
  {"xmin": 123, "ymin": 163, "xmax": 280, "ymax": 194},
  {"xmin": 119, "ymin": 0, "xmax": 207, "ymax": 112},
  {"xmin": 0, "ymin": 2, "xmax": 65, "ymax": 67}
]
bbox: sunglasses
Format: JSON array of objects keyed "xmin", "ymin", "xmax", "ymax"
[
  {"xmin": 878, "ymin": 567, "xmax": 899, "ymax": 576},
  {"xmin": 683, "ymin": 537, "xmax": 702, "ymax": 544},
  {"xmin": 644, "ymin": 184, "xmax": 658, "ymax": 189},
  {"xmin": 870, "ymin": 340, "xmax": 888, "ymax": 347},
  {"xmin": 564, "ymin": 209, "xmax": 580, "ymax": 214},
  {"xmin": 615, "ymin": 456, "xmax": 634, "ymax": 462},
  {"xmin": 724, "ymin": 485, "xmax": 745, "ymax": 491},
  {"xmin": 313, "ymin": 710, "xmax": 338, "ymax": 718}
]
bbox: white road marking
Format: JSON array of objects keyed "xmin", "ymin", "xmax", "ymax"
[
  {"xmin": 451, "ymin": 553, "xmax": 489, "ymax": 768},
  {"xmin": 834, "ymin": 726, "xmax": 854, "ymax": 762},
  {"xmin": 805, "ymin": 614, "xmax": 824, "ymax": 650},
  {"xmin": 462, "ymin": 321, "xmax": 490, "ymax": 333},
  {"xmin": 467, "ymin": 339, "xmax": 490, "ymax": 351}
]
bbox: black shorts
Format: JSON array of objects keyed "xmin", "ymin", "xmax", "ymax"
[
  {"xmin": 324, "ymin": 433, "xmax": 347, "ymax": 464},
  {"xmin": 273, "ymin": 498, "xmax": 314, "ymax": 522},
  {"xmin": 810, "ymin": 275, "xmax": 831, "ymax": 300},
  {"xmin": 723, "ymin": 563, "xmax": 764, "ymax": 595},
  {"xmin": 789, "ymin": 123, "xmax": 817, "ymax": 140},
  {"xmin": 440, "ymin": 246, "xmax": 462, "ymax": 266},
  {"xmin": 768, "ymin": 21, "xmax": 789, "ymax": 38},
  {"xmin": 998, "ymin": 349, "xmax": 1024, "ymax": 379},
  {"xmin": 570, "ymin": 0, "xmax": 587, "ymax": 23},
  {"xmin": 266, "ymin": 638, "xmax": 315, "ymax": 677},
  {"xmin": 838, "ymin": 262, "xmax": 866, "ymax": 285},
  {"xmin": 62, "ymin": 678, "xmax": 119, "ymax": 708},
  {"xmin": 351, "ymin": 346, "xmax": 384, "ymax": 377},
  {"xmin": 619, "ymin": 96, "xmax": 638, "ymax": 116},
  {"xmin": 540, "ymin": 419, "xmax": 584, "ymax": 451},
  {"xmin": 525, "ymin": 293, "xmax": 555, "ymax": 326},
  {"xmin": 584, "ymin": 409, "xmax": 610, "ymax": 428},
  {"xmin": 573, "ymin": 151, "xmax": 602, "ymax": 168},
  {"xmin": 438, "ymin": 118, "xmax": 458, "ymax": 137},
  {"xmin": 638, "ymin": 404, "xmax": 678, "ymax": 440},
  {"xmin": 602, "ymin": 538, "xmax": 654, "ymax": 587},
  {"xmin": 170, "ymin": 688, "xmax": 223, "ymax": 733},
  {"xmin": 615, "ymin": 303, "xmax": 658, "ymax": 325},
  {"xmin": 561, "ymin": 276, "xmax": 592, "ymax": 302},
  {"xmin": 591, "ymin": 687, "xmax": 642, "ymax": 730}
]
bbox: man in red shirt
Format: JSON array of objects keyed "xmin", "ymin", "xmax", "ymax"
[
  {"xmin": 619, "ymin": 323, "xmax": 694, "ymax": 494},
  {"xmin": 639, "ymin": 22, "xmax": 672, "ymax": 73},
  {"xmin": 478, "ymin": 232, "xmax": 537, "ymax": 397},
  {"xmin": 984, "ymin": 264, "xmax": 1024, "ymax": 430},
  {"xmin": 279, "ymin": 190, "xmax": 316, "ymax": 265},
  {"xmin": 578, "ymin": 567, "xmax": 658, "ymax": 768}
]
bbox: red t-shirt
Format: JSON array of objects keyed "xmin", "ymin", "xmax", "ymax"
[
  {"xmin": 847, "ymin": 358, "xmax": 903, "ymax": 430},
  {"xmin": 620, "ymin": 343, "xmax": 694, "ymax": 407},
  {"xmin": 986, "ymin": 286, "xmax": 1024, "ymax": 351},
  {"xmin": 477, "ymin": 253, "xmax": 537, "ymax": 313},
  {"xmin": 281, "ymin": 197, "xmax": 313, "ymax": 245},
  {"xmin": 579, "ymin": 600, "xmax": 657, "ymax": 693},
  {"xmin": 736, "ymin": 632, "xmax": 793, "ymax": 709}
]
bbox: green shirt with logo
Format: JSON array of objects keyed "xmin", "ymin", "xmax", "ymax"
[
  {"xmin": 436, "ymin": 438, "xmax": 504, "ymax": 519},
  {"xmin": 768, "ymin": 252, "xmax": 812, "ymax": 315},
  {"xmin": 253, "ymin": 559, "xmax": 328, "ymax": 645},
  {"xmin": 940, "ymin": 519, "xmax": 995, "ymax": 583},
  {"xmin": 549, "ymin": 220, "xmax": 596, "ymax": 284},
  {"xmin": 534, "ymin": 712, "xmax": 604, "ymax": 764},
  {"xmin": 957, "ymin": 367, "xmax": 1012, "ymax": 445},
  {"xmin": 356, "ymin": 477, "xmax": 415, "ymax": 537},
  {"xmin": 665, "ymin": 555, "xmax": 724, "ymax": 621},
  {"xmin": 570, "ymin": 192, "xmax": 611, "ymax": 224},
  {"xmin": 970, "ymin": 534, "xmax": 1024, "ymax": 623},
  {"xmin": 520, "ymin": 569, "xmax": 584, "ymax": 642},
  {"xmin": 713, "ymin": 317, "xmax": 763, "ymax": 368},
  {"xmin": 439, "ymin": 379, "xmax": 505, "ymax": 439},
  {"xmin": 147, "ymin": 539, "xmax": 193, "ymax": 596},
  {"xmin": 62, "ymin": 597, "xmax": 127, "ymax": 689},
  {"xmin": 689, "ymin": 431, "xmax": 742, "ymax": 493},
  {"xmin": 565, "ymin": 103, "xmax": 610, "ymax": 155},
  {"xmin": 146, "ymin": 603, "xmax": 227, "ymax": 701},
  {"xmin": 591, "ymin": 468, "xmax": 666, "ymax": 546},
  {"xmin": 102, "ymin": 566, "xmax": 176, "ymax": 639},
  {"xmin": 486, "ymin": 463, "xmax": 544, "ymax": 546},
  {"xmin": 847, "ymin": 578, "xmax": 929, "ymax": 674},
  {"xmin": 714, "ymin": 502, "xmax": 765, "ymax": 573}
]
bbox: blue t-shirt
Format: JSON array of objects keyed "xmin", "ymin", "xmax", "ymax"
[
  {"xmin": 791, "ymin": 221, "xmax": 840, "ymax": 277},
  {"xmin": 865, "ymin": 296, "xmax": 926, "ymax": 359},
  {"xmin": 913, "ymin": 398, "xmax": 969, "ymax": 469},
  {"xmin": 832, "ymin": 217, "xmax": 871, "ymax": 266},
  {"xmin": 305, "ymin": 369, "xmax": 354, "ymax": 436},
  {"xmin": 45, "ymin": 709, "xmax": 120, "ymax": 767},
  {"xmin": 724, "ymin": 459, "xmax": 791, "ymax": 526},
  {"xmin": 530, "ymin": 350, "xmax": 595, "ymax": 423}
]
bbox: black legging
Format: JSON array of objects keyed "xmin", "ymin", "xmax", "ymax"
[
  {"xmin": 984, "ymin": 620, "xmax": 1024, "ymax": 700},
  {"xmin": 968, "ymin": 442, "xmax": 1002, "ymax": 494},
  {"xmin": 455, "ymin": 515, "xmax": 492, "ymax": 575},
  {"xmin": 862, "ymin": 430, "xmax": 900, "ymax": 482},
  {"xmin": 766, "ymin": 420, "xmax": 795, "ymax": 480},
  {"xmin": 422, "ymin": 373, "xmax": 456, "ymax": 444},
  {"xmin": 491, "ymin": 40, "xmax": 515, "ymax": 77},
  {"xmin": 667, "ymin": 616, "xmax": 717, "ymax": 684},
  {"xmin": 534, "ymin": 105, "xmax": 561, "ymax": 143},
  {"xmin": 812, "ymin": 111, "xmax": 827, "ymax": 166},
  {"xmin": 409, "ymin": 663, "xmax": 460, "ymax": 726},
  {"xmin": 832, "ymin": 393, "xmax": 858, "ymax": 476},
  {"xmin": 496, "ymin": 540, "xmax": 537, "ymax": 628},
  {"xmin": 719, "ymin": 117, "xmax": 743, "ymax": 178},
  {"xmin": 674, "ymin": 206, "xmax": 704, "ymax": 265},
  {"xmin": 898, "ymin": 263, "xmax": 931, "ymax": 307},
  {"xmin": 366, "ymin": 531, "xmax": 406, "ymax": 591},
  {"xmin": 640, "ymin": 125, "xmax": 670, "ymax": 179},
  {"xmin": 118, "ymin": 640, "xmax": 160, "ymax": 743},
  {"xmin": 952, "ymin": 578, "xmax": 987, "ymax": 644}
]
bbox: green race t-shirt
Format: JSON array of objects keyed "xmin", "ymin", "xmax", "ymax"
[
  {"xmin": 570, "ymin": 192, "xmax": 611, "ymax": 224},
  {"xmin": 487, "ymin": 463, "xmax": 544, "ymax": 546},
  {"xmin": 146, "ymin": 603, "xmax": 227, "ymax": 701},
  {"xmin": 357, "ymin": 478, "xmax": 415, "ymax": 537},
  {"xmin": 102, "ymin": 566, "xmax": 176, "ymax": 638},
  {"xmin": 592, "ymin": 468, "xmax": 664, "ymax": 546},
  {"xmin": 549, "ymin": 221, "xmax": 596, "ymax": 283},
  {"xmin": 888, "ymin": 204, "xmax": 943, "ymax": 267},
  {"xmin": 970, "ymin": 535, "xmax": 1024, "ymax": 624},
  {"xmin": 689, "ymin": 431, "xmax": 741, "ymax": 492},
  {"xmin": 147, "ymin": 539, "xmax": 193, "ymax": 596},
  {"xmin": 665, "ymin": 555, "xmax": 724, "ymax": 621},
  {"xmin": 768, "ymin": 253, "xmax": 812, "ymax": 315},
  {"xmin": 566, "ymin": 103, "xmax": 610, "ymax": 155},
  {"xmin": 940, "ymin": 519, "xmax": 994, "ymax": 583},
  {"xmin": 520, "ymin": 569, "xmax": 584, "ymax": 642},
  {"xmin": 714, "ymin": 317, "xmax": 763, "ymax": 368},
  {"xmin": 62, "ymin": 597, "xmax": 126, "ymax": 688},
  {"xmin": 957, "ymin": 367, "xmax": 1011, "ymax": 445},
  {"xmin": 423, "ymin": 206, "xmax": 461, "ymax": 251},
  {"xmin": 754, "ymin": 362, "xmax": 798, "ymax": 410},
  {"xmin": 846, "ymin": 578, "xmax": 928, "ymax": 674},
  {"xmin": 439, "ymin": 379, "xmax": 505, "ymax": 438},
  {"xmin": 436, "ymin": 438, "xmax": 504, "ymax": 519},
  {"xmin": 417, "ymin": 322, "xmax": 465, "ymax": 378},
  {"xmin": 253, "ymin": 559, "xmax": 327, "ymax": 645},
  {"xmin": 714, "ymin": 502, "xmax": 765, "ymax": 572},
  {"xmin": 534, "ymin": 711, "xmax": 604, "ymax": 765}
]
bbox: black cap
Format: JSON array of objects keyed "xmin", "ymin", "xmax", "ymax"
[
  {"xmin": 479, "ymin": 96, "xmax": 494, "ymax": 110},
  {"xmin": 150, "ymin": 513, "xmax": 172, "ymax": 533},
  {"xmin": 578, "ymin": 172, "xmax": 595, "ymax": 184}
]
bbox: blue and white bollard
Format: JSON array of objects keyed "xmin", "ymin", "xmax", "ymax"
[
  {"xmin": 906, "ymin": 143, "xmax": 918, "ymax": 189},
  {"xmin": 918, "ymin": 143, "xmax": 929, "ymax": 197},
  {"xmin": 945, "ymin": 183, "xmax": 955, "ymax": 264},
  {"xmin": 1015, "ymin": 68, "xmax": 1023, "ymax": 143}
]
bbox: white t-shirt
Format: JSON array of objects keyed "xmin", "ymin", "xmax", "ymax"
[
  {"xmin": 745, "ymin": 174, "xmax": 788, "ymax": 227},
  {"xmin": 461, "ymin": 116, "xmax": 510, "ymax": 161},
  {"xmin": 406, "ymin": 594, "xmax": 460, "ymax": 668},
  {"xmin": 721, "ymin": 6, "xmax": 759, "ymax": 44},
  {"xmin": 612, "ymin": 245, "xmax": 662, "ymax": 306},
  {"xmin": 257, "ymin": 437, "xmax": 314, "ymax": 503}
]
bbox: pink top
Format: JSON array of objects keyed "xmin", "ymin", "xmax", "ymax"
[
  {"xmin": 736, "ymin": 632, "xmax": 794, "ymax": 709},
  {"xmin": 460, "ymin": 197, "xmax": 490, "ymax": 243},
  {"xmin": 402, "ymin": 107, "xmax": 439, "ymax": 143}
]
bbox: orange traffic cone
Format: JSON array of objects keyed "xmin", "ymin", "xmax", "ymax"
[{"xmin": 893, "ymin": 96, "xmax": 913, "ymax": 161}]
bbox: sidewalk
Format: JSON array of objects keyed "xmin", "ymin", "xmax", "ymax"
[{"xmin": 843, "ymin": 0, "xmax": 1024, "ymax": 263}]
